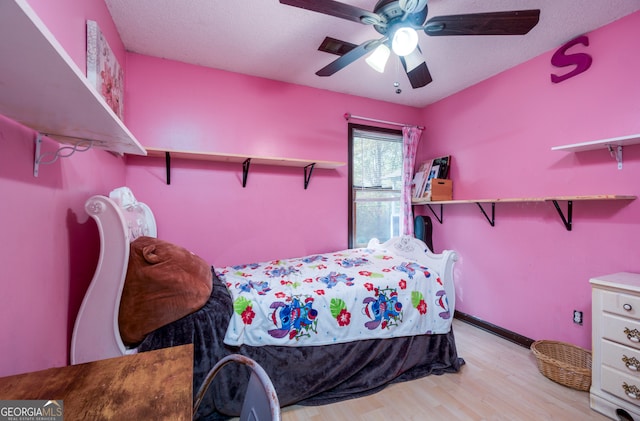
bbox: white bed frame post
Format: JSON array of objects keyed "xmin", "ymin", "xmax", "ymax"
[
  {"xmin": 71, "ymin": 196, "xmax": 130, "ymax": 364},
  {"xmin": 71, "ymin": 189, "xmax": 157, "ymax": 364}
]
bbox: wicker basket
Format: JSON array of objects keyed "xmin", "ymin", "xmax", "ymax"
[{"xmin": 530, "ymin": 340, "xmax": 592, "ymax": 391}]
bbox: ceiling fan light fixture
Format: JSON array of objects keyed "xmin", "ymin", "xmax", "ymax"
[
  {"xmin": 365, "ymin": 44, "xmax": 391, "ymax": 73},
  {"xmin": 392, "ymin": 27, "xmax": 419, "ymax": 56}
]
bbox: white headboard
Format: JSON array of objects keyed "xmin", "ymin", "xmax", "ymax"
[{"xmin": 70, "ymin": 187, "xmax": 157, "ymax": 364}]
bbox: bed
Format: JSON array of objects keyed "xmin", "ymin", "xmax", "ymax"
[{"xmin": 71, "ymin": 187, "xmax": 464, "ymax": 420}]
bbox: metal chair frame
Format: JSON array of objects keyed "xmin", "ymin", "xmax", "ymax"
[{"xmin": 193, "ymin": 354, "xmax": 281, "ymax": 421}]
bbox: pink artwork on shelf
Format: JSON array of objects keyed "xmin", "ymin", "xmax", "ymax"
[{"xmin": 87, "ymin": 20, "xmax": 124, "ymax": 121}]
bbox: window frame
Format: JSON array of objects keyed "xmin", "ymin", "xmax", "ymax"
[{"xmin": 347, "ymin": 123, "xmax": 403, "ymax": 248}]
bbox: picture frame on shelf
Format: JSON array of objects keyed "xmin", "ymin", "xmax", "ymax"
[
  {"xmin": 423, "ymin": 164, "xmax": 440, "ymax": 200},
  {"xmin": 87, "ymin": 20, "xmax": 124, "ymax": 121},
  {"xmin": 431, "ymin": 156, "xmax": 451, "ymax": 179}
]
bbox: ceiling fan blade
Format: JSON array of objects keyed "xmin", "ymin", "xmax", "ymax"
[
  {"xmin": 316, "ymin": 39, "xmax": 382, "ymax": 77},
  {"xmin": 424, "ymin": 10, "xmax": 540, "ymax": 36},
  {"xmin": 399, "ymin": 47, "xmax": 432, "ymax": 89},
  {"xmin": 279, "ymin": 0, "xmax": 383, "ymax": 25},
  {"xmin": 318, "ymin": 37, "xmax": 357, "ymax": 56}
]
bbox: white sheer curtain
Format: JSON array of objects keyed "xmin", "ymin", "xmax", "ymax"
[{"xmin": 401, "ymin": 126, "xmax": 423, "ymax": 236}]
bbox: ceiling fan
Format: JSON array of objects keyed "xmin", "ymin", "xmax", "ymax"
[{"xmin": 279, "ymin": 0, "xmax": 540, "ymax": 89}]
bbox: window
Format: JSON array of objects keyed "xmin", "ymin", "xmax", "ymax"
[{"xmin": 348, "ymin": 123, "xmax": 404, "ymax": 248}]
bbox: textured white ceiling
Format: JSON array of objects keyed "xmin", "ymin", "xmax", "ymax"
[{"xmin": 105, "ymin": 0, "xmax": 640, "ymax": 108}]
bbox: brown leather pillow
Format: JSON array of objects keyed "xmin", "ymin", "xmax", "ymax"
[{"xmin": 119, "ymin": 236, "xmax": 213, "ymax": 346}]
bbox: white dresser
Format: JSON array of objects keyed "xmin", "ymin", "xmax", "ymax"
[{"xmin": 591, "ymin": 272, "xmax": 640, "ymax": 420}]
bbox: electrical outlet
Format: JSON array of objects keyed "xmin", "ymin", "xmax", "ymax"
[{"xmin": 573, "ymin": 310, "xmax": 583, "ymax": 325}]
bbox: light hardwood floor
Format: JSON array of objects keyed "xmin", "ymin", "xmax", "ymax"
[{"xmin": 279, "ymin": 318, "xmax": 609, "ymax": 420}]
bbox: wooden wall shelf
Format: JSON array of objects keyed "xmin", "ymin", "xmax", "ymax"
[
  {"xmin": 142, "ymin": 147, "xmax": 346, "ymax": 188},
  {"xmin": 412, "ymin": 195, "xmax": 636, "ymax": 231},
  {"xmin": 0, "ymin": 0, "xmax": 146, "ymax": 164}
]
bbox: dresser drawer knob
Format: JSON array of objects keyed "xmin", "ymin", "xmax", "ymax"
[
  {"xmin": 624, "ymin": 304, "xmax": 633, "ymax": 311},
  {"xmin": 624, "ymin": 328, "xmax": 640, "ymax": 343},
  {"xmin": 623, "ymin": 382, "xmax": 640, "ymax": 400},
  {"xmin": 623, "ymin": 355, "xmax": 640, "ymax": 371}
]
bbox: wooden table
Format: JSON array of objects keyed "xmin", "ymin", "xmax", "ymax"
[{"xmin": 0, "ymin": 344, "xmax": 193, "ymax": 420}]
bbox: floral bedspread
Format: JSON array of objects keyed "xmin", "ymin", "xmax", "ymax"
[{"xmin": 215, "ymin": 247, "xmax": 452, "ymax": 347}]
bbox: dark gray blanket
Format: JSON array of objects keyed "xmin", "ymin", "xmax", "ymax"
[{"xmin": 139, "ymin": 269, "xmax": 464, "ymax": 420}]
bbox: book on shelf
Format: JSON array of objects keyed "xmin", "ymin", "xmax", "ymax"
[
  {"xmin": 411, "ymin": 171, "xmax": 425, "ymax": 198},
  {"xmin": 412, "ymin": 160, "xmax": 432, "ymax": 198}
]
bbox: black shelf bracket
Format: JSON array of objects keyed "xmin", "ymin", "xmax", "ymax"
[
  {"xmin": 552, "ymin": 199, "xmax": 573, "ymax": 231},
  {"xmin": 476, "ymin": 202, "xmax": 496, "ymax": 227},
  {"xmin": 426, "ymin": 204, "xmax": 443, "ymax": 224},
  {"xmin": 304, "ymin": 163, "xmax": 316, "ymax": 189},
  {"xmin": 242, "ymin": 158, "xmax": 251, "ymax": 188},
  {"xmin": 164, "ymin": 152, "xmax": 171, "ymax": 185}
]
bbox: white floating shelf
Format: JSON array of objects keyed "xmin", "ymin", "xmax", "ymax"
[
  {"xmin": 0, "ymin": 0, "xmax": 145, "ymax": 155},
  {"xmin": 551, "ymin": 134, "xmax": 640, "ymax": 152}
]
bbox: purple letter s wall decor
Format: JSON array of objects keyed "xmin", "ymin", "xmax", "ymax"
[{"xmin": 550, "ymin": 35, "xmax": 592, "ymax": 83}]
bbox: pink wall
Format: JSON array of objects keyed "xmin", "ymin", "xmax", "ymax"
[
  {"xmin": 4, "ymin": 0, "xmax": 637, "ymax": 381},
  {"xmin": 0, "ymin": 0, "xmax": 127, "ymax": 377},
  {"xmin": 124, "ymin": 54, "xmax": 422, "ymax": 266},
  {"xmin": 418, "ymin": 11, "xmax": 640, "ymax": 349}
]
